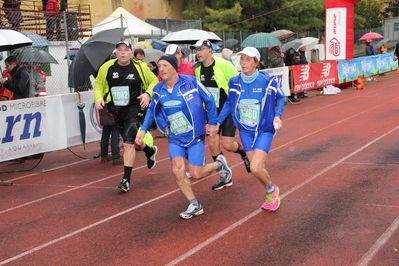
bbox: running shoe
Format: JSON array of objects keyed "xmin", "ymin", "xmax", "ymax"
[
  {"xmin": 242, "ymin": 156, "xmax": 251, "ymax": 173},
  {"xmin": 146, "ymin": 146, "xmax": 158, "ymax": 169},
  {"xmin": 212, "ymin": 155, "xmax": 233, "ymax": 190},
  {"xmin": 186, "ymin": 171, "xmax": 192, "ymax": 178},
  {"xmin": 116, "ymin": 178, "xmax": 130, "ymax": 192},
  {"xmin": 179, "ymin": 203, "xmax": 204, "ymax": 219},
  {"xmin": 261, "ymin": 185, "xmax": 280, "ymax": 211}
]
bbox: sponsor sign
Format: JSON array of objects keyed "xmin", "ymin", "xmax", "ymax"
[
  {"xmin": 261, "ymin": 66, "xmax": 290, "ymax": 96},
  {"xmin": 0, "ymin": 92, "xmax": 102, "ymax": 162},
  {"xmin": 292, "ymin": 61, "xmax": 338, "ymax": 92},
  {"xmin": 325, "ymin": 8, "xmax": 347, "ymax": 60}
]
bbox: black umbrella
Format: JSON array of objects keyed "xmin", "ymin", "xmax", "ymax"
[
  {"xmin": 11, "ymin": 47, "xmax": 58, "ymax": 64},
  {"xmin": 76, "ymin": 91, "xmax": 86, "ymax": 150},
  {"xmin": 68, "ymin": 28, "xmax": 126, "ymax": 88},
  {"xmin": 224, "ymin": 38, "xmax": 239, "ymax": 48}
]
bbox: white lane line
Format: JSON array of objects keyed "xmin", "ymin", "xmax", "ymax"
[
  {"xmin": 0, "ymin": 187, "xmax": 181, "ymax": 266},
  {"xmin": 356, "ymin": 216, "xmax": 399, "ymax": 266},
  {"xmin": 0, "ymin": 158, "xmax": 170, "ymax": 215},
  {"xmin": 165, "ymin": 125, "xmax": 399, "ymax": 266},
  {"xmin": 1, "ymin": 88, "xmax": 398, "ymax": 264}
]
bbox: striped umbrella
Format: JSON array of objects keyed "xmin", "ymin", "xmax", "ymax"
[{"xmin": 241, "ymin": 33, "xmax": 282, "ymax": 48}]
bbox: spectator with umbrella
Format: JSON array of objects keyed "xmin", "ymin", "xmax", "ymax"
[
  {"xmin": 364, "ymin": 39, "xmax": 378, "ymax": 80},
  {"xmin": 0, "ymin": 56, "xmax": 30, "ymax": 99}
]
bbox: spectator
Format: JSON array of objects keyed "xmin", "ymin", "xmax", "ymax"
[
  {"xmin": 25, "ymin": 63, "xmax": 45, "ymax": 98},
  {"xmin": 365, "ymin": 39, "xmax": 376, "ymax": 56},
  {"xmin": 296, "ymin": 46, "xmax": 309, "ymax": 98},
  {"xmin": 284, "ymin": 47, "xmax": 300, "ymax": 102},
  {"xmin": 0, "ymin": 56, "xmax": 30, "ymax": 99},
  {"xmin": 45, "ymin": 0, "xmax": 61, "ymax": 41},
  {"xmin": 364, "ymin": 39, "xmax": 377, "ymax": 81},
  {"xmin": 0, "ymin": 68, "xmax": 14, "ymax": 101},
  {"xmin": 3, "ymin": 0, "xmax": 23, "ymax": 29},
  {"xmin": 269, "ymin": 45, "xmax": 285, "ymax": 68},
  {"xmin": 134, "ymin": 48, "xmax": 145, "ymax": 61},
  {"xmin": 34, "ymin": 63, "xmax": 47, "ymax": 97},
  {"xmin": 394, "ymin": 41, "xmax": 399, "ymax": 73},
  {"xmin": 147, "ymin": 61, "xmax": 158, "ymax": 76}
]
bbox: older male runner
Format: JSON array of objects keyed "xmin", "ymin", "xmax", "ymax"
[{"xmin": 136, "ymin": 54, "xmax": 232, "ymax": 219}]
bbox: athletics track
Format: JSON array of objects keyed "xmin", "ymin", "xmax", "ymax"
[{"xmin": 1, "ymin": 71, "xmax": 399, "ymax": 265}]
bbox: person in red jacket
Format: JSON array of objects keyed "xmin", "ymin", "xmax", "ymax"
[
  {"xmin": 157, "ymin": 44, "xmax": 195, "ymax": 81},
  {"xmin": 45, "ymin": 0, "xmax": 61, "ymax": 40},
  {"xmin": 0, "ymin": 69, "xmax": 14, "ymax": 100}
]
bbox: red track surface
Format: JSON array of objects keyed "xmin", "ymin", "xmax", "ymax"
[{"xmin": 1, "ymin": 72, "xmax": 399, "ymax": 265}]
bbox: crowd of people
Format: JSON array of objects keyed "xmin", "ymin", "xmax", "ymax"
[{"xmin": 93, "ymin": 39, "xmax": 284, "ymax": 219}]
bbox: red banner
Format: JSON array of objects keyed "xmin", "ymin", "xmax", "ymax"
[{"xmin": 292, "ymin": 61, "xmax": 338, "ymax": 93}]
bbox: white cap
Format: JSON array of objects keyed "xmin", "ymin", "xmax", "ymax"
[
  {"xmin": 165, "ymin": 44, "xmax": 181, "ymax": 55},
  {"xmin": 237, "ymin": 47, "xmax": 260, "ymax": 61}
]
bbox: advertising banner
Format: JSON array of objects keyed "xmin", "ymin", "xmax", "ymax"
[
  {"xmin": 292, "ymin": 61, "xmax": 338, "ymax": 92},
  {"xmin": 325, "ymin": 8, "xmax": 347, "ymax": 60},
  {"xmin": 261, "ymin": 66, "xmax": 290, "ymax": 96},
  {"xmin": 0, "ymin": 96, "xmax": 67, "ymax": 162},
  {"xmin": 338, "ymin": 53, "xmax": 398, "ymax": 83},
  {"xmin": 0, "ymin": 92, "xmax": 102, "ymax": 162}
]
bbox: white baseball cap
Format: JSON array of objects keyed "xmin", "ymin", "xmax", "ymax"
[
  {"xmin": 165, "ymin": 44, "xmax": 182, "ymax": 55},
  {"xmin": 237, "ymin": 47, "xmax": 261, "ymax": 61}
]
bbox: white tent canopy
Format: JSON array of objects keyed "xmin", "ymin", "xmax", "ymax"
[{"xmin": 92, "ymin": 7, "xmax": 164, "ymax": 38}]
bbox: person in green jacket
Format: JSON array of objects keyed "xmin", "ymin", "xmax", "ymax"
[
  {"xmin": 94, "ymin": 41, "xmax": 159, "ymax": 193},
  {"xmin": 191, "ymin": 39, "xmax": 251, "ymax": 190}
]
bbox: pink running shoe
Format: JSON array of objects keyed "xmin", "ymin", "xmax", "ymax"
[{"xmin": 261, "ymin": 185, "xmax": 280, "ymax": 211}]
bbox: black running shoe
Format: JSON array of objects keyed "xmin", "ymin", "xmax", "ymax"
[
  {"xmin": 146, "ymin": 146, "xmax": 158, "ymax": 169},
  {"xmin": 212, "ymin": 176, "xmax": 233, "ymax": 190},
  {"xmin": 242, "ymin": 156, "xmax": 251, "ymax": 173},
  {"xmin": 116, "ymin": 178, "xmax": 130, "ymax": 192}
]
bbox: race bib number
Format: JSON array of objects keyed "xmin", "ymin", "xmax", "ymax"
[
  {"xmin": 167, "ymin": 111, "xmax": 193, "ymax": 135},
  {"xmin": 238, "ymin": 99, "xmax": 260, "ymax": 127},
  {"xmin": 208, "ymin": 87, "xmax": 220, "ymax": 108},
  {"xmin": 111, "ymin": 86, "xmax": 130, "ymax": 106}
]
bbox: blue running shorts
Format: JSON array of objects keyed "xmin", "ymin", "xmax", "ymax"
[
  {"xmin": 169, "ymin": 140, "xmax": 205, "ymax": 166},
  {"xmin": 239, "ymin": 130, "xmax": 274, "ymax": 153}
]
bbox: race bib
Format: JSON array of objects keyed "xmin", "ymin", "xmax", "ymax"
[
  {"xmin": 167, "ymin": 111, "xmax": 193, "ymax": 135},
  {"xmin": 208, "ymin": 87, "xmax": 220, "ymax": 108},
  {"xmin": 111, "ymin": 86, "xmax": 130, "ymax": 106},
  {"xmin": 238, "ymin": 99, "xmax": 260, "ymax": 127}
]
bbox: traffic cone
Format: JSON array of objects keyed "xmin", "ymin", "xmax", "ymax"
[{"xmin": 355, "ymin": 76, "xmax": 364, "ymax": 90}]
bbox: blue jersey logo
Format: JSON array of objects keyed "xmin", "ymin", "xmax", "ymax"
[{"xmin": 164, "ymin": 100, "xmax": 182, "ymax": 107}]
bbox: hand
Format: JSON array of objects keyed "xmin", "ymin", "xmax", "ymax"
[
  {"xmin": 0, "ymin": 78, "xmax": 6, "ymax": 84},
  {"xmin": 273, "ymin": 117, "xmax": 282, "ymax": 130},
  {"xmin": 138, "ymin": 93, "xmax": 150, "ymax": 108},
  {"xmin": 95, "ymin": 99, "xmax": 104, "ymax": 110},
  {"xmin": 206, "ymin": 124, "xmax": 219, "ymax": 136},
  {"xmin": 135, "ymin": 130, "xmax": 146, "ymax": 145}
]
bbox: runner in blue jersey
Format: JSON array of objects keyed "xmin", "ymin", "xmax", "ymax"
[
  {"xmin": 136, "ymin": 55, "xmax": 232, "ymax": 219},
  {"xmin": 218, "ymin": 47, "xmax": 285, "ymax": 212}
]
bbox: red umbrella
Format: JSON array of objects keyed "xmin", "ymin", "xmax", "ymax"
[{"xmin": 359, "ymin": 32, "xmax": 384, "ymax": 40}]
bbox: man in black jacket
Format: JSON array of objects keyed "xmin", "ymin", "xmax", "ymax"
[{"xmin": 0, "ymin": 56, "xmax": 30, "ymax": 99}]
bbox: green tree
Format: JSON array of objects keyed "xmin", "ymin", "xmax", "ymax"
[
  {"xmin": 355, "ymin": 0, "xmax": 384, "ymax": 29},
  {"xmin": 280, "ymin": 0, "xmax": 324, "ymax": 32},
  {"xmin": 383, "ymin": 0, "xmax": 399, "ymax": 17}
]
